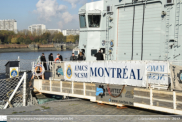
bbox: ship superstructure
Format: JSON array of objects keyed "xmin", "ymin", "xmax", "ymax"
[{"xmin": 78, "ymin": 0, "xmax": 182, "ymax": 61}]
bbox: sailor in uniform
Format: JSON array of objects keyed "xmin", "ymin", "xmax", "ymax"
[{"xmin": 40, "ymin": 53, "xmax": 47, "ymax": 70}]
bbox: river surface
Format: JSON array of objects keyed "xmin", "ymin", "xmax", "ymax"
[{"xmin": 0, "ymin": 50, "xmax": 72, "ymax": 61}]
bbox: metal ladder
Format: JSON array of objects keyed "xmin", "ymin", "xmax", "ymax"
[
  {"xmin": 174, "ymin": 0, "xmax": 181, "ymax": 46},
  {"xmin": 105, "ymin": 15, "xmax": 110, "ymax": 60},
  {"xmin": 165, "ymin": 6, "xmax": 171, "ymax": 60}
]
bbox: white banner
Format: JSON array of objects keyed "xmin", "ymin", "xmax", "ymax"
[
  {"xmin": 146, "ymin": 61, "xmax": 169, "ymax": 85},
  {"xmin": 64, "ymin": 61, "xmax": 169, "ymax": 87},
  {"xmin": 64, "ymin": 61, "xmax": 148, "ymax": 87},
  {"xmin": 90, "ymin": 61, "xmax": 105, "ymax": 83},
  {"xmin": 64, "ymin": 62, "xmax": 90, "ymax": 82}
]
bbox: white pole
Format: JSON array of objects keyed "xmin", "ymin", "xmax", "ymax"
[
  {"xmin": 50, "ymin": 80, "xmax": 52, "ymax": 91},
  {"xmin": 84, "ymin": 83, "xmax": 86, "ymax": 96},
  {"xmin": 72, "ymin": 81, "xmax": 74, "ymax": 94},
  {"xmin": 150, "ymin": 88, "xmax": 153, "ymax": 106},
  {"xmin": 60, "ymin": 81, "xmax": 62, "ymax": 93},
  {"xmin": 173, "ymin": 91, "xmax": 176, "ymax": 110},
  {"xmin": 169, "ymin": 62, "xmax": 173, "ymax": 91},
  {"xmin": 23, "ymin": 72, "xmax": 26, "ymax": 106},
  {"xmin": 51, "ymin": 61, "xmax": 54, "ymax": 79},
  {"xmin": 33, "ymin": 62, "xmax": 34, "ymax": 79},
  {"xmin": 146, "ymin": 62, "xmax": 148, "ymax": 89}
]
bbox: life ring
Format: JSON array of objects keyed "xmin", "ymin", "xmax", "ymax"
[
  {"xmin": 33, "ymin": 64, "xmax": 45, "ymax": 76},
  {"xmin": 55, "ymin": 58, "xmax": 60, "ymax": 62}
]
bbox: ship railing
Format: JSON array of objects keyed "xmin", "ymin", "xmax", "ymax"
[
  {"xmin": 0, "ymin": 72, "xmax": 37, "ymax": 109},
  {"xmin": 18, "ymin": 56, "xmax": 37, "ymax": 72},
  {"xmin": 146, "ymin": 72, "xmax": 170, "ymax": 90},
  {"xmin": 134, "ymin": 87, "xmax": 182, "ymax": 114}
]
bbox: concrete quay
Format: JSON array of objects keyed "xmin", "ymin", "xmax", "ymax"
[{"xmin": 1, "ymin": 99, "xmax": 180, "ymax": 122}]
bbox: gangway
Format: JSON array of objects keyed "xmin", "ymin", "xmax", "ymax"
[{"xmin": 33, "ymin": 79, "xmax": 182, "ymax": 115}]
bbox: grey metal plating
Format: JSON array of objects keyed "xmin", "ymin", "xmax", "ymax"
[{"xmin": 78, "ymin": 0, "xmax": 182, "ymax": 61}]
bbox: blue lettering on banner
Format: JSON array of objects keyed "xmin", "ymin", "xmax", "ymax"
[
  {"xmin": 89, "ymin": 67, "xmax": 143, "ymax": 80},
  {"xmin": 123, "ymin": 66, "xmax": 128, "ymax": 79},
  {"xmin": 111, "ymin": 68, "xmax": 116, "ymax": 78},
  {"xmin": 75, "ymin": 73, "xmax": 88, "ymax": 78},
  {"xmin": 90, "ymin": 67, "xmax": 97, "ymax": 77},
  {"xmin": 147, "ymin": 65, "xmax": 165, "ymax": 72},
  {"xmin": 74, "ymin": 65, "xmax": 88, "ymax": 78},
  {"xmin": 75, "ymin": 65, "xmax": 88, "ymax": 71},
  {"xmin": 148, "ymin": 74, "xmax": 165, "ymax": 80},
  {"xmin": 130, "ymin": 69, "xmax": 136, "ymax": 79},
  {"xmin": 98, "ymin": 67, "xmax": 104, "ymax": 77},
  {"xmin": 117, "ymin": 68, "xmax": 122, "ymax": 78},
  {"xmin": 73, "ymin": 64, "xmax": 144, "ymax": 81},
  {"xmin": 105, "ymin": 68, "xmax": 110, "ymax": 77},
  {"xmin": 147, "ymin": 65, "xmax": 166, "ymax": 81},
  {"xmin": 137, "ymin": 69, "xmax": 143, "ymax": 80}
]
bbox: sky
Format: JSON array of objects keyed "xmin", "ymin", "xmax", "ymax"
[{"xmin": 0, "ymin": 0, "xmax": 100, "ymax": 30}]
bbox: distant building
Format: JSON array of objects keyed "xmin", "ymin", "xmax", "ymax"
[
  {"xmin": 28, "ymin": 24, "xmax": 46, "ymax": 35},
  {"xmin": 62, "ymin": 30, "xmax": 67, "ymax": 36},
  {"xmin": 46, "ymin": 29, "xmax": 62, "ymax": 34},
  {"xmin": 62, "ymin": 29, "xmax": 80, "ymax": 36},
  {"xmin": 0, "ymin": 19, "xmax": 17, "ymax": 34}
]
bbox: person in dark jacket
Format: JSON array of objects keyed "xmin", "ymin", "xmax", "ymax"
[
  {"xmin": 94, "ymin": 50, "xmax": 104, "ymax": 60},
  {"xmin": 40, "ymin": 53, "xmax": 47, "ymax": 70},
  {"xmin": 70, "ymin": 53, "xmax": 77, "ymax": 61},
  {"xmin": 58, "ymin": 53, "xmax": 63, "ymax": 61},
  {"xmin": 49, "ymin": 53, "xmax": 54, "ymax": 61},
  {"xmin": 78, "ymin": 52, "xmax": 84, "ymax": 61},
  {"xmin": 48, "ymin": 53, "xmax": 54, "ymax": 70}
]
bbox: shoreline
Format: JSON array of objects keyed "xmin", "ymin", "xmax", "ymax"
[
  {"xmin": 0, "ymin": 48, "xmax": 72, "ymax": 53},
  {"xmin": 0, "ymin": 44, "xmax": 77, "ymax": 53}
]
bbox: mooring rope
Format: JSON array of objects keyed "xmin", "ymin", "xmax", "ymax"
[{"xmin": 107, "ymin": 84, "xmax": 125, "ymax": 98}]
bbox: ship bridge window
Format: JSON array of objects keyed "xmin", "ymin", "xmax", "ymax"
[
  {"xmin": 79, "ymin": 14, "xmax": 87, "ymax": 28},
  {"xmin": 167, "ymin": 0, "xmax": 172, "ymax": 3},
  {"xmin": 88, "ymin": 15, "xmax": 101, "ymax": 28},
  {"xmin": 91, "ymin": 49, "xmax": 97, "ymax": 56},
  {"xmin": 74, "ymin": 51, "xmax": 78, "ymax": 56}
]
